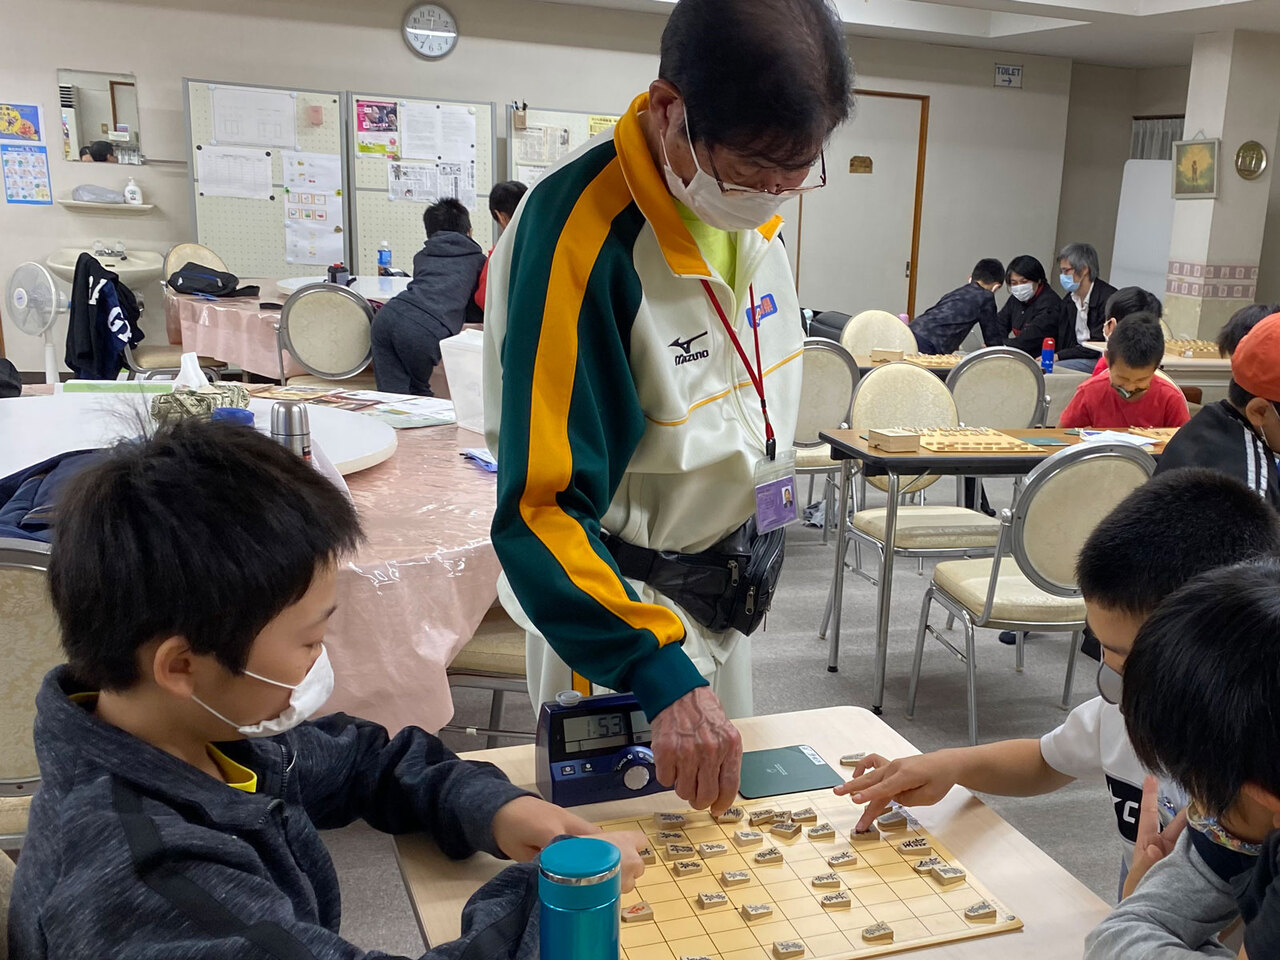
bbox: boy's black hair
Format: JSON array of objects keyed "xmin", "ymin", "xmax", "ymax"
[
  {"xmin": 1123, "ymin": 560, "xmax": 1280, "ymax": 816},
  {"xmin": 423, "ymin": 198, "xmax": 471, "ymax": 238},
  {"xmin": 1076, "ymin": 467, "xmax": 1280, "ymax": 618},
  {"xmin": 971, "ymin": 258, "xmax": 1005, "ymax": 286},
  {"xmin": 1005, "ymin": 254, "xmax": 1047, "ymax": 288},
  {"xmin": 48, "ymin": 420, "xmax": 363, "ymax": 690},
  {"xmin": 659, "ymin": 0, "xmax": 852, "ymax": 170},
  {"xmin": 1104, "ymin": 286, "xmax": 1162, "ymax": 322},
  {"xmin": 87, "ymin": 140, "xmax": 115, "ymax": 162},
  {"xmin": 77, "ymin": 145, "xmax": 92, "ymax": 159},
  {"xmin": 488, "ymin": 180, "xmax": 528, "ymax": 220},
  {"xmin": 1218, "ymin": 303, "xmax": 1280, "ymax": 357},
  {"xmin": 1227, "ymin": 378, "xmax": 1258, "ymax": 410},
  {"xmin": 1105, "ymin": 311, "xmax": 1164, "ymax": 368}
]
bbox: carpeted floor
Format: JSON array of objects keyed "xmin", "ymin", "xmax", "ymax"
[{"xmin": 323, "ymin": 477, "xmax": 1120, "ymax": 954}]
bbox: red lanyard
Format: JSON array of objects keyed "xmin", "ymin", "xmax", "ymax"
[{"xmin": 700, "ymin": 279, "xmax": 776, "ymax": 460}]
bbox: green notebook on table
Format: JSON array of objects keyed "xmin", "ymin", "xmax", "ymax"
[{"xmin": 738, "ymin": 745, "xmax": 845, "ymax": 799}]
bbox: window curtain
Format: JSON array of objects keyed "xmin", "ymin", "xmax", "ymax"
[{"xmin": 1131, "ymin": 117, "xmax": 1185, "ymax": 160}]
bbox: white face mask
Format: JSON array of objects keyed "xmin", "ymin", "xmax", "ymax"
[
  {"xmin": 1010, "ymin": 282, "xmax": 1035, "ymax": 303},
  {"xmin": 193, "ymin": 645, "xmax": 334, "ymax": 738},
  {"xmin": 661, "ymin": 122, "xmax": 787, "ymax": 232}
]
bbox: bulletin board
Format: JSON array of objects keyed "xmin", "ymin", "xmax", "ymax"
[
  {"xmin": 506, "ymin": 105, "xmax": 621, "ymax": 187},
  {"xmin": 184, "ymin": 79, "xmax": 350, "ymax": 280},
  {"xmin": 347, "ymin": 92, "xmax": 496, "ymax": 276}
]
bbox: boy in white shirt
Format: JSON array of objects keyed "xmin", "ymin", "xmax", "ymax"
[{"xmin": 836, "ymin": 469, "xmax": 1280, "ymax": 899}]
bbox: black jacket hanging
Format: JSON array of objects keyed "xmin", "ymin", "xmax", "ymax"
[{"xmin": 64, "ymin": 252, "xmax": 143, "ymax": 380}]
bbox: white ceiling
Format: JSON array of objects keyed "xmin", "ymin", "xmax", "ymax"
[{"xmin": 544, "ymin": 0, "xmax": 1280, "ymax": 67}]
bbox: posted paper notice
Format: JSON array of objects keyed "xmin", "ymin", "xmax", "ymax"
[
  {"xmin": 282, "ymin": 150, "xmax": 344, "ymax": 265},
  {"xmin": 355, "ymin": 99, "xmax": 399, "ymax": 156},
  {"xmin": 2, "ymin": 144, "xmax": 51, "ymax": 204},
  {"xmin": 197, "ymin": 145, "xmax": 273, "ymax": 200}
]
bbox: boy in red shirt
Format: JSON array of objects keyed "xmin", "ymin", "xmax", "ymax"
[{"xmin": 1059, "ymin": 312, "xmax": 1190, "ymax": 429}]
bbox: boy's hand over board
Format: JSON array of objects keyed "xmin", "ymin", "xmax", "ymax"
[
  {"xmin": 491, "ymin": 796, "xmax": 648, "ymax": 891},
  {"xmin": 833, "ymin": 753, "xmax": 959, "ymax": 831},
  {"xmin": 1121, "ymin": 775, "xmax": 1188, "ymax": 899}
]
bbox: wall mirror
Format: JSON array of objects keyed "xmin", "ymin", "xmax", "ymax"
[{"xmin": 57, "ymin": 68, "xmax": 143, "ymax": 163}]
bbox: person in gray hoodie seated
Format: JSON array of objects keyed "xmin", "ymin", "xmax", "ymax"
[
  {"xmin": 371, "ymin": 197, "xmax": 486, "ymax": 395},
  {"xmin": 9, "ymin": 419, "xmax": 647, "ymax": 959}
]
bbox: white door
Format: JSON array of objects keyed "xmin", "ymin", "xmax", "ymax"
[{"xmin": 796, "ymin": 95, "xmax": 922, "ymax": 317}]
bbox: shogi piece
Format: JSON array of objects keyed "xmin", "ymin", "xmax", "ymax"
[
  {"xmin": 720, "ymin": 870, "xmax": 750, "ymax": 887},
  {"xmin": 680, "ymin": 956, "xmax": 714, "ymax": 960},
  {"xmin": 715, "ymin": 806, "xmax": 745, "ymax": 824},
  {"xmin": 912, "ymin": 857, "xmax": 945, "ymax": 874},
  {"xmin": 733, "ymin": 830, "xmax": 765, "ymax": 848},
  {"xmin": 773, "ymin": 940, "xmax": 806, "ymax": 958},
  {"xmin": 850, "ymin": 826, "xmax": 881, "ymax": 844},
  {"xmin": 862, "ymin": 922, "xmax": 894, "ymax": 944},
  {"xmin": 754, "ymin": 847, "xmax": 785, "ymax": 865},
  {"xmin": 965, "ymin": 900, "xmax": 998, "ymax": 923},
  {"xmin": 791, "ymin": 807, "xmax": 818, "ymax": 823},
  {"xmin": 638, "ymin": 846, "xmax": 656, "ymax": 865},
  {"xmin": 673, "ymin": 859, "xmax": 704, "ymax": 877},
  {"xmin": 870, "ymin": 347, "xmax": 906, "ymax": 363},
  {"xmin": 819, "ymin": 891, "xmax": 853, "ymax": 911},
  {"xmin": 826, "ymin": 851, "xmax": 858, "ymax": 869},
  {"xmin": 876, "ymin": 810, "xmax": 908, "ymax": 832},
  {"xmin": 748, "ymin": 809, "xmax": 777, "ymax": 826},
  {"xmin": 697, "ymin": 891, "xmax": 730, "ymax": 910},
  {"xmin": 897, "ymin": 837, "xmax": 932, "ymax": 856},
  {"xmin": 741, "ymin": 903, "xmax": 774, "ymax": 922},
  {"xmin": 771, "ymin": 821, "xmax": 802, "ymax": 839},
  {"xmin": 655, "ymin": 812, "xmax": 688, "ymax": 827},
  {"xmin": 811, "ymin": 872, "xmax": 842, "ymax": 888},
  {"xmin": 867, "ymin": 428, "xmax": 920, "ymax": 453},
  {"xmin": 807, "ymin": 823, "xmax": 836, "ymax": 841},
  {"xmin": 839, "ymin": 753, "xmax": 867, "ymax": 768},
  {"xmin": 698, "ymin": 842, "xmax": 730, "ymax": 858},
  {"xmin": 656, "ymin": 831, "xmax": 686, "ymax": 843},
  {"xmin": 770, "ymin": 810, "xmax": 792, "ymax": 823},
  {"xmin": 665, "ymin": 843, "xmax": 697, "ymax": 861},
  {"xmin": 932, "ymin": 865, "xmax": 967, "ymax": 886},
  {"xmin": 621, "ymin": 902, "xmax": 654, "ymax": 923}
]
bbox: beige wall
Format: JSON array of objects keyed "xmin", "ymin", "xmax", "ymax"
[
  {"xmin": 2, "ymin": 0, "xmax": 1071, "ymax": 371},
  {"xmin": 1054, "ymin": 63, "xmax": 1190, "ymax": 283}
]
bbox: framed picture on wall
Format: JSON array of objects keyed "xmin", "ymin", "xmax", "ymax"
[{"xmin": 1172, "ymin": 139, "xmax": 1219, "ymax": 199}]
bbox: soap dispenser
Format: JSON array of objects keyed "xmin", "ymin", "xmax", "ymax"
[{"xmin": 123, "ymin": 177, "xmax": 143, "ymax": 205}]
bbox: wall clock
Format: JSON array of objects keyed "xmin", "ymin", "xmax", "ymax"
[{"xmin": 403, "ymin": 4, "xmax": 458, "ymax": 60}]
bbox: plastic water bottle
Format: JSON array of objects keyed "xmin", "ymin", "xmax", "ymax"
[
  {"xmin": 1041, "ymin": 337, "xmax": 1055, "ymax": 373},
  {"xmin": 377, "ymin": 241, "xmax": 392, "ymax": 276},
  {"xmin": 540, "ymin": 837, "xmax": 621, "ymax": 960}
]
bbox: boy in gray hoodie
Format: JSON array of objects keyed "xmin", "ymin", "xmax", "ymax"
[{"xmin": 10, "ymin": 419, "xmax": 644, "ymax": 959}]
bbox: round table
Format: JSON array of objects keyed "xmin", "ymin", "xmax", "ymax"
[
  {"xmin": 276, "ymin": 276, "xmax": 412, "ymax": 301},
  {"xmin": 0, "ymin": 393, "xmax": 396, "ymax": 478}
]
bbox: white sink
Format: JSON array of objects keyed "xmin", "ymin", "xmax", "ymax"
[{"xmin": 46, "ymin": 248, "xmax": 164, "ymax": 285}]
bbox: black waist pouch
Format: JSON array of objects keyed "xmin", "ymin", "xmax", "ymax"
[
  {"xmin": 602, "ymin": 519, "xmax": 786, "ymax": 636},
  {"xmin": 167, "ymin": 262, "xmax": 260, "ymax": 298}
]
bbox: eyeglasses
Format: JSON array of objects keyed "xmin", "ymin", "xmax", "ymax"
[{"xmin": 707, "ymin": 148, "xmax": 828, "ymax": 198}]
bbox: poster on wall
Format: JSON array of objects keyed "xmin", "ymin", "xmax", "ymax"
[
  {"xmin": 0, "ymin": 103, "xmax": 43, "ymax": 143},
  {"xmin": 196, "ymin": 145, "xmax": 273, "ymax": 200},
  {"xmin": 588, "ymin": 114, "xmax": 619, "ymax": 137},
  {"xmin": 282, "ymin": 150, "xmax": 344, "ymax": 264},
  {"xmin": 210, "ymin": 86, "xmax": 297, "ymax": 148},
  {"xmin": 355, "ymin": 99, "xmax": 399, "ymax": 157},
  {"xmin": 2, "ymin": 144, "xmax": 52, "ymax": 204},
  {"xmin": 388, "ymin": 160, "xmax": 435, "ymax": 202}
]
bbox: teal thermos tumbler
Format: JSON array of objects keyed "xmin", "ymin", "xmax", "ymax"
[{"xmin": 539, "ymin": 837, "xmax": 621, "ymax": 960}]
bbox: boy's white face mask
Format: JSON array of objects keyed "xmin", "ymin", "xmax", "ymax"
[{"xmin": 194, "ymin": 645, "xmax": 334, "ymax": 738}]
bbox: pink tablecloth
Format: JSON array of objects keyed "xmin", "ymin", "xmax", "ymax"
[
  {"xmin": 164, "ymin": 285, "xmax": 304, "ymax": 379},
  {"xmin": 325, "ymin": 423, "xmax": 501, "ymax": 735}
]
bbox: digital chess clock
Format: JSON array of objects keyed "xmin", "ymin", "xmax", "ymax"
[{"xmin": 535, "ymin": 691, "xmax": 671, "ymax": 807}]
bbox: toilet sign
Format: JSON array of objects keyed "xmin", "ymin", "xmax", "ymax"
[{"xmin": 995, "ymin": 63, "xmax": 1023, "ymax": 88}]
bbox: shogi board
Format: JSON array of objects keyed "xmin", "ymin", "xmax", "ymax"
[
  {"xmin": 602, "ymin": 791, "xmax": 1022, "ymax": 960},
  {"xmin": 914, "ymin": 427, "xmax": 1040, "ymax": 454},
  {"xmin": 903, "ymin": 354, "xmax": 964, "ymax": 369},
  {"xmin": 1128, "ymin": 426, "xmax": 1180, "ymax": 443},
  {"xmin": 1165, "ymin": 338, "xmax": 1219, "ymax": 359}
]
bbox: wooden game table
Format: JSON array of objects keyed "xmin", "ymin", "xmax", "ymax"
[
  {"xmin": 817, "ymin": 428, "xmax": 1169, "ymax": 713},
  {"xmin": 852, "ymin": 354, "xmax": 961, "ymax": 379},
  {"xmin": 393, "ymin": 706, "xmax": 1109, "ymax": 956}
]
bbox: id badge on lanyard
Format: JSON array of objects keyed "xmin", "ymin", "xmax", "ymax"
[{"xmin": 701, "ymin": 279, "xmax": 799, "ymax": 535}]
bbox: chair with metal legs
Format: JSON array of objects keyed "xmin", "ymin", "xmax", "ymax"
[
  {"xmin": 906, "ymin": 443, "xmax": 1156, "ymax": 744},
  {"xmin": 819, "ymin": 362, "xmax": 1003, "ymax": 671},
  {"xmin": 794, "ymin": 338, "xmax": 861, "ymax": 545}
]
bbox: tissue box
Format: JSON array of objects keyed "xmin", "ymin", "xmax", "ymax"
[{"xmin": 150, "ymin": 383, "xmax": 250, "ymax": 427}]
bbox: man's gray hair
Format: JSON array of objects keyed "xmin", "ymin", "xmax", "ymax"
[{"xmin": 1058, "ymin": 242, "xmax": 1100, "ymax": 282}]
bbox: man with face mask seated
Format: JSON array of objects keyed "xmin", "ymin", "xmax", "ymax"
[{"xmin": 484, "ymin": 0, "xmax": 852, "ymax": 817}]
